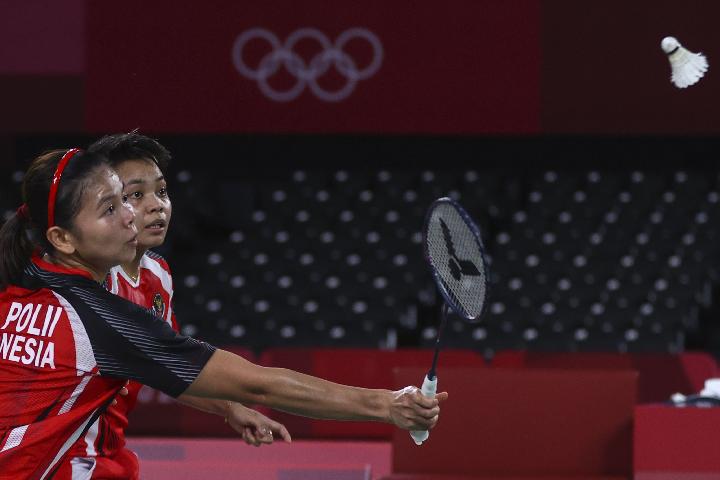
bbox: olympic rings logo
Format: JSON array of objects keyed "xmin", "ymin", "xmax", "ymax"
[{"xmin": 231, "ymin": 27, "xmax": 383, "ymax": 102}]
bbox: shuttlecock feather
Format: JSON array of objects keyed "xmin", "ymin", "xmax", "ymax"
[{"xmin": 661, "ymin": 36, "xmax": 708, "ymax": 89}]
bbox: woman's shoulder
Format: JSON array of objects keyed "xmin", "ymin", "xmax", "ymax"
[
  {"xmin": 0, "ymin": 284, "xmax": 61, "ymax": 307},
  {"xmin": 141, "ymin": 250, "xmax": 173, "ymax": 275}
]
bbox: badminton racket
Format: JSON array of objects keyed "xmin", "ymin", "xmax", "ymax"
[{"xmin": 410, "ymin": 197, "xmax": 489, "ymax": 445}]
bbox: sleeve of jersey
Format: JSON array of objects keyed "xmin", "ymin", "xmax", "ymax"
[
  {"xmin": 170, "ymin": 309, "xmax": 180, "ymax": 333},
  {"xmin": 167, "ymin": 265, "xmax": 180, "ymax": 333},
  {"xmin": 65, "ymin": 283, "xmax": 216, "ymax": 398}
]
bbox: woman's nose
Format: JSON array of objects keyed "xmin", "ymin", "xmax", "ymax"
[
  {"xmin": 122, "ymin": 202, "xmax": 136, "ymax": 227},
  {"xmin": 147, "ymin": 195, "xmax": 164, "ymax": 212}
]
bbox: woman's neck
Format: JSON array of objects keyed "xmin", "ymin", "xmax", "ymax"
[
  {"xmin": 121, "ymin": 248, "xmax": 148, "ymax": 281},
  {"xmin": 45, "ymin": 252, "xmax": 108, "ymax": 284}
]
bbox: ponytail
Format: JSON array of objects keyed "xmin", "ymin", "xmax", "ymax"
[{"xmin": 0, "ymin": 209, "xmax": 34, "ymax": 289}]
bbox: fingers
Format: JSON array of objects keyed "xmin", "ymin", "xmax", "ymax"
[
  {"xmin": 111, "ymin": 381, "xmax": 131, "ymax": 406},
  {"xmin": 412, "ymin": 390, "xmax": 440, "ymax": 409},
  {"xmin": 409, "ymin": 406, "xmax": 439, "ymax": 427},
  {"xmin": 231, "ymin": 420, "xmax": 265, "ymax": 446},
  {"xmin": 273, "ymin": 422, "xmax": 292, "ymax": 443},
  {"xmin": 256, "ymin": 427, "xmax": 275, "ymax": 445},
  {"xmin": 251, "ymin": 422, "xmax": 294, "ymax": 445},
  {"xmin": 242, "ymin": 427, "xmax": 261, "ymax": 447},
  {"xmin": 243, "ymin": 426, "xmax": 274, "ymax": 447},
  {"xmin": 226, "ymin": 406, "xmax": 289, "ymax": 447},
  {"xmin": 390, "ymin": 386, "xmax": 448, "ymax": 430},
  {"xmin": 417, "ymin": 405, "xmax": 441, "ymax": 420},
  {"xmin": 435, "ymin": 391, "xmax": 449, "ymax": 402}
]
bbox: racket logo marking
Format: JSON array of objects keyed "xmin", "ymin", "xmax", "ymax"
[{"xmin": 439, "ymin": 219, "xmax": 481, "ymax": 280}]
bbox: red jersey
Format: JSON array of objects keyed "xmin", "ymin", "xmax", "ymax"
[
  {"xmin": 67, "ymin": 251, "xmax": 179, "ymax": 477},
  {"xmin": 0, "ymin": 254, "xmax": 215, "ymax": 479}
]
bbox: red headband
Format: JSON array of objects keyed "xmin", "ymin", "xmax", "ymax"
[{"xmin": 48, "ymin": 148, "xmax": 82, "ymax": 228}]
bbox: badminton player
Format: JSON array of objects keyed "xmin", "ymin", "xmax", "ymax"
[
  {"xmin": 62, "ymin": 133, "xmax": 289, "ymax": 479},
  {"xmin": 0, "ymin": 148, "xmax": 447, "ymax": 478}
]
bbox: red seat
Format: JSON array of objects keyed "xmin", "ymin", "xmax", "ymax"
[
  {"xmin": 492, "ymin": 351, "xmax": 717, "ymax": 403},
  {"xmin": 390, "ymin": 367, "xmax": 636, "ymax": 479}
]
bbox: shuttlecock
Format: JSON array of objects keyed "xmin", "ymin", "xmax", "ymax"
[{"xmin": 661, "ymin": 36, "xmax": 708, "ymax": 88}]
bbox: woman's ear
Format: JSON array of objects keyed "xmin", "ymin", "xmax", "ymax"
[{"xmin": 46, "ymin": 226, "xmax": 77, "ymax": 255}]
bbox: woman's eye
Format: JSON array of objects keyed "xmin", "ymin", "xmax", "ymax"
[
  {"xmin": 122, "ymin": 194, "xmax": 129, "ymax": 203},
  {"xmin": 158, "ymin": 188, "xmax": 168, "ymax": 197},
  {"xmin": 132, "ymin": 191, "xmax": 143, "ymax": 199},
  {"xmin": 106, "ymin": 204, "xmax": 115, "ymax": 215}
]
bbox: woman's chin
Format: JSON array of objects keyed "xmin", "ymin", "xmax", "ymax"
[
  {"xmin": 119, "ymin": 247, "xmax": 138, "ymax": 264},
  {"xmin": 137, "ymin": 234, "xmax": 165, "ymax": 250}
]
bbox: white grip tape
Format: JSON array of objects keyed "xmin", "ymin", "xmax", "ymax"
[{"xmin": 409, "ymin": 374, "xmax": 437, "ymax": 445}]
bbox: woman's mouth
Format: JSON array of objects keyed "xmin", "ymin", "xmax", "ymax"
[{"xmin": 145, "ymin": 219, "xmax": 167, "ymax": 231}]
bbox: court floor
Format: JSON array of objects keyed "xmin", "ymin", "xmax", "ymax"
[
  {"xmin": 127, "ymin": 437, "xmax": 390, "ymax": 480},
  {"xmin": 128, "ymin": 437, "xmax": 720, "ymax": 480}
]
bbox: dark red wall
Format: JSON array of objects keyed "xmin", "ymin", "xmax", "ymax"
[
  {"xmin": 542, "ymin": 0, "xmax": 720, "ymax": 134},
  {"xmin": 1, "ymin": 0, "xmax": 719, "ymax": 134},
  {"xmin": 84, "ymin": 0, "xmax": 541, "ymax": 134}
]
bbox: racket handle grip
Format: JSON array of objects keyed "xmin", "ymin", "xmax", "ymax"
[{"xmin": 409, "ymin": 374, "xmax": 437, "ymax": 445}]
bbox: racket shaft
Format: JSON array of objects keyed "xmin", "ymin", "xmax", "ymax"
[{"xmin": 409, "ymin": 374, "xmax": 437, "ymax": 445}]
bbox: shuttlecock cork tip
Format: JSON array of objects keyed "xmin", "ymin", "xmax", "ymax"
[{"xmin": 661, "ymin": 36, "xmax": 680, "ymax": 54}]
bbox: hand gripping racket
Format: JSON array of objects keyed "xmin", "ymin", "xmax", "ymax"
[{"xmin": 410, "ymin": 197, "xmax": 489, "ymax": 445}]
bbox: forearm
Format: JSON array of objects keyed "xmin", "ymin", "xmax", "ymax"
[
  {"xmin": 177, "ymin": 394, "xmax": 231, "ymax": 417},
  {"xmin": 187, "ymin": 349, "xmax": 393, "ymax": 423},
  {"xmin": 255, "ymin": 368, "xmax": 391, "ymax": 422}
]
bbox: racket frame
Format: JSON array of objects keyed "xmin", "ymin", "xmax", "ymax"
[{"xmin": 422, "ymin": 196, "xmax": 490, "ymax": 323}]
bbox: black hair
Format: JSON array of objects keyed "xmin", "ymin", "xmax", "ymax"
[
  {"xmin": 87, "ymin": 131, "xmax": 171, "ymax": 173},
  {"xmin": 0, "ymin": 149, "xmax": 109, "ymax": 288}
]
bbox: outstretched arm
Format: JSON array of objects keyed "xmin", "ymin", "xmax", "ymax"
[
  {"xmin": 79, "ymin": 288, "xmax": 446, "ymax": 432},
  {"xmin": 184, "ymin": 349, "xmax": 448, "ymax": 431}
]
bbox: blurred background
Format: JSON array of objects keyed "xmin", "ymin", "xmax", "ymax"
[{"xmin": 2, "ymin": 1, "xmax": 720, "ymax": 478}]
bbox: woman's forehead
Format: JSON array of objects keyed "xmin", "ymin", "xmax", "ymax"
[
  {"xmin": 115, "ymin": 158, "xmax": 162, "ymax": 178},
  {"xmin": 84, "ymin": 167, "xmax": 123, "ymax": 200}
]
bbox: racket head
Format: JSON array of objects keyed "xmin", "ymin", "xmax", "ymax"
[{"xmin": 422, "ymin": 197, "xmax": 489, "ymax": 322}]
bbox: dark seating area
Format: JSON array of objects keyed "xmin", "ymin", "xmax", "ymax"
[
  {"xmin": 3, "ymin": 136, "xmax": 720, "ymax": 356},
  {"xmin": 164, "ymin": 168, "xmax": 720, "ymax": 355}
]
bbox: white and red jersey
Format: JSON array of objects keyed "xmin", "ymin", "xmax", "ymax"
[
  {"xmin": 107, "ymin": 250, "xmax": 178, "ymax": 331},
  {"xmin": 66, "ymin": 251, "xmax": 179, "ymax": 477},
  {"xmin": 0, "ymin": 254, "xmax": 215, "ymax": 480}
]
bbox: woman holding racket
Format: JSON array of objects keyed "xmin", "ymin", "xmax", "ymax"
[
  {"xmin": 61, "ymin": 133, "xmax": 290, "ymax": 479},
  {"xmin": 0, "ymin": 147, "xmax": 447, "ymax": 479}
]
